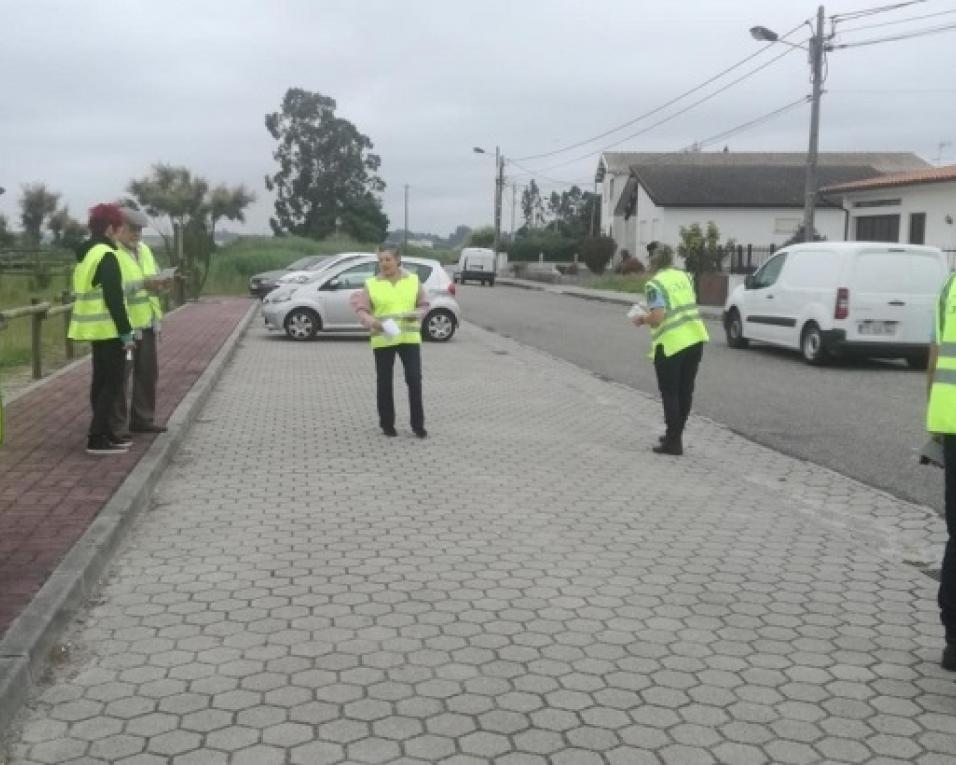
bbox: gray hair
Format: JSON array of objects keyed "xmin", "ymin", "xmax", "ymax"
[{"xmin": 649, "ymin": 244, "xmax": 673, "ymax": 269}]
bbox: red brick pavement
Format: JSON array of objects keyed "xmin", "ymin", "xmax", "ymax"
[{"xmin": 0, "ymin": 298, "xmax": 252, "ymax": 637}]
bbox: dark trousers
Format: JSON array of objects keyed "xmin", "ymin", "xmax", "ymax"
[
  {"xmin": 90, "ymin": 339, "xmax": 126, "ymax": 440},
  {"xmin": 653, "ymin": 342, "xmax": 704, "ymax": 442},
  {"xmin": 110, "ymin": 328, "xmax": 159, "ymax": 433},
  {"xmin": 373, "ymin": 344, "xmax": 424, "ymax": 431},
  {"xmin": 941, "ymin": 435, "xmax": 956, "ymax": 642}
]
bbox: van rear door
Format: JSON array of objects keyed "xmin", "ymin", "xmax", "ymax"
[{"xmin": 846, "ymin": 247, "xmax": 947, "ymax": 344}]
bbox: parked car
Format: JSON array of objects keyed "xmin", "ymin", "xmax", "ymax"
[
  {"xmin": 262, "ymin": 255, "xmax": 461, "ymax": 342},
  {"xmin": 723, "ymin": 242, "xmax": 948, "ymax": 367},
  {"xmin": 248, "ymin": 255, "xmax": 331, "ymax": 298},
  {"xmin": 274, "ymin": 252, "xmax": 374, "ymax": 287},
  {"xmin": 455, "ymin": 247, "xmax": 496, "ymax": 286}
]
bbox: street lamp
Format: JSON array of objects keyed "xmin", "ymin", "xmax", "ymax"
[
  {"xmin": 751, "ymin": 6, "xmax": 829, "ymax": 242},
  {"xmin": 473, "ymin": 145, "xmax": 503, "ymax": 272}
]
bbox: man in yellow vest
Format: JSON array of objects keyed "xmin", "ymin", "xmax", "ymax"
[
  {"xmin": 926, "ymin": 272, "xmax": 956, "ymax": 671},
  {"xmin": 111, "ymin": 208, "xmax": 170, "ymax": 436},
  {"xmin": 350, "ymin": 246, "xmax": 430, "ymax": 437},
  {"xmin": 68, "ymin": 204, "xmax": 136, "ymax": 455},
  {"xmin": 631, "ymin": 243, "xmax": 709, "ymax": 456}
]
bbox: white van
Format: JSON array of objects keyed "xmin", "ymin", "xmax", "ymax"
[
  {"xmin": 723, "ymin": 242, "xmax": 949, "ymax": 367},
  {"xmin": 456, "ymin": 247, "xmax": 496, "ymax": 286}
]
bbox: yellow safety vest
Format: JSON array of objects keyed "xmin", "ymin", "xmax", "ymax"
[
  {"xmin": 138, "ymin": 242, "xmax": 164, "ymax": 321},
  {"xmin": 68, "ymin": 244, "xmax": 125, "ymax": 341},
  {"xmin": 116, "ymin": 246, "xmax": 153, "ymax": 331},
  {"xmin": 366, "ymin": 272, "xmax": 422, "ymax": 349},
  {"xmin": 927, "ymin": 274, "xmax": 956, "ymax": 433},
  {"xmin": 646, "ymin": 268, "xmax": 709, "ymax": 358}
]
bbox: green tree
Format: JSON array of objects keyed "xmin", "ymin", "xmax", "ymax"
[
  {"xmin": 678, "ymin": 221, "xmax": 724, "ymax": 273},
  {"xmin": 19, "ymin": 183, "xmax": 60, "ymax": 247},
  {"xmin": 467, "ymin": 226, "xmax": 495, "ymax": 248},
  {"xmin": 0, "ymin": 213, "xmax": 15, "ymax": 247},
  {"xmin": 520, "ymin": 180, "xmax": 546, "ymax": 229},
  {"xmin": 48, "ymin": 207, "xmax": 87, "ymax": 252},
  {"xmin": 545, "ymin": 185, "xmax": 599, "ymax": 238},
  {"xmin": 265, "ymin": 88, "xmax": 387, "ymax": 241},
  {"xmin": 128, "ymin": 163, "xmax": 209, "ymax": 263},
  {"xmin": 208, "ymin": 183, "xmax": 255, "ymax": 242},
  {"xmin": 580, "ymin": 235, "xmax": 616, "ymax": 275}
]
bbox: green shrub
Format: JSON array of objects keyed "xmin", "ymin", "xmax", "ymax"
[{"xmin": 580, "ymin": 235, "xmax": 616, "ymax": 275}]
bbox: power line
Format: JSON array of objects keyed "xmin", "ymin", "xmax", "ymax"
[
  {"xmin": 830, "ymin": 0, "xmax": 926, "ymax": 22},
  {"xmin": 831, "ymin": 19, "xmax": 956, "ymax": 47},
  {"xmin": 834, "ymin": 6, "xmax": 956, "ymax": 32},
  {"xmin": 510, "ymin": 22, "xmax": 807, "ymax": 163}
]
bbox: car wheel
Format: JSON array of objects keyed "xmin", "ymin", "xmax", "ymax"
[
  {"xmin": 906, "ymin": 352, "xmax": 929, "ymax": 370},
  {"xmin": 423, "ymin": 309, "xmax": 456, "ymax": 342},
  {"xmin": 801, "ymin": 322, "xmax": 828, "ymax": 365},
  {"xmin": 489, "ymin": 277, "xmax": 495, "ymax": 287},
  {"xmin": 724, "ymin": 308, "xmax": 748, "ymax": 349},
  {"xmin": 284, "ymin": 308, "xmax": 320, "ymax": 340}
]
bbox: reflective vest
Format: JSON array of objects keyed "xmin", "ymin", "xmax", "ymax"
[
  {"xmin": 927, "ymin": 274, "xmax": 956, "ymax": 433},
  {"xmin": 136, "ymin": 242, "xmax": 163, "ymax": 322},
  {"xmin": 116, "ymin": 246, "xmax": 153, "ymax": 331},
  {"xmin": 366, "ymin": 272, "xmax": 422, "ymax": 349},
  {"xmin": 646, "ymin": 268, "xmax": 709, "ymax": 358},
  {"xmin": 68, "ymin": 244, "xmax": 124, "ymax": 341}
]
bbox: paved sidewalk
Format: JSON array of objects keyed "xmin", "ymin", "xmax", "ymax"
[
  {"xmin": 4, "ymin": 320, "xmax": 955, "ymax": 764},
  {"xmin": 0, "ymin": 298, "xmax": 252, "ymax": 637}
]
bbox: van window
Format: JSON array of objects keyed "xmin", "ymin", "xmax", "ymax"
[
  {"xmin": 852, "ymin": 251, "xmax": 944, "ymax": 295},
  {"xmin": 752, "ymin": 253, "xmax": 787, "ymax": 289},
  {"xmin": 782, "ymin": 250, "xmax": 840, "ymax": 289}
]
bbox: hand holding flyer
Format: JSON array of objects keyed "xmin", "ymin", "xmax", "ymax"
[{"xmin": 381, "ymin": 318, "xmax": 401, "ymax": 338}]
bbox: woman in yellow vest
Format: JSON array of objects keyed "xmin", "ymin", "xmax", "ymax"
[
  {"xmin": 630, "ymin": 243, "xmax": 709, "ymax": 456},
  {"xmin": 926, "ymin": 272, "xmax": 956, "ymax": 671},
  {"xmin": 67, "ymin": 204, "xmax": 137, "ymax": 455},
  {"xmin": 351, "ymin": 247, "xmax": 430, "ymax": 438}
]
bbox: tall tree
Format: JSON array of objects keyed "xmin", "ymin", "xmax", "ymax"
[
  {"xmin": 19, "ymin": 183, "xmax": 60, "ymax": 247},
  {"xmin": 265, "ymin": 88, "xmax": 388, "ymax": 241},
  {"xmin": 208, "ymin": 183, "xmax": 255, "ymax": 242},
  {"xmin": 520, "ymin": 180, "xmax": 545, "ymax": 229},
  {"xmin": 48, "ymin": 207, "xmax": 87, "ymax": 251},
  {"xmin": 0, "ymin": 213, "xmax": 15, "ymax": 248},
  {"xmin": 128, "ymin": 163, "xmax": 210, "ymax": 262}
]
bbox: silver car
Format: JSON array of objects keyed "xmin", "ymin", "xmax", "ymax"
[
  {"xmin": 262, "ymin": 255, "xmax": 461, "ymax": 342},
  {"xmin": 273, "ymin": 252, "xmax": 374, "ymax": 287}
]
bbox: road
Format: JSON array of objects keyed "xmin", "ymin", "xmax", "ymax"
[{"xmin": 456, "ymin": 282, "xmax": 944, "ymax": 514}]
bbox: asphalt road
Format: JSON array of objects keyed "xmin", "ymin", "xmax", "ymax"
[{"xmin": 457, "ymin": 282, "xmax": 944, "ymax": 514}]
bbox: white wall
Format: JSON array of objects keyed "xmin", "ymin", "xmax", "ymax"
[
  {"xmin": 840, "ymin": 182, "xmax": 956, "ymax": 252},
  {"xmin": 600, "ymin": 170, "xmax": 629, "ymax": 255}
]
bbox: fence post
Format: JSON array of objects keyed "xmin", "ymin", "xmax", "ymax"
[
  {"xmin": 61, "ymin": 290, "xmax": 74, "ymax": 360},
  {"xmin": 31, "ymin": 297, "xmax": 44, "ymax": 379}
]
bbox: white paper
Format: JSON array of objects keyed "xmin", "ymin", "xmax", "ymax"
[
  {"xmin": 159, "ymin": 267, "xmax": 178, "ymax": 280},
  {"xmin": 626, "ymin": 304, "xmax": 646, "ymax": 319},
  {"xmin": 382, "ymin": 318, "xmax": 401, "ymax": 338}
]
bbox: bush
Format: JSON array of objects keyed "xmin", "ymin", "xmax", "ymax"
[
  {"xmin": 566, "ymin": 262, "xmax": 579, "ymax": 276},
  {"xmin": 580, "ymin": 235, "xmax": 616, "ymax": 275},
  {"xmin": 507, "ymin": 230, "xmax": 578, "ymax": 262},
  {"xmin": 621, "ymin": 257, "xmax": 644, "ymax": 275}
]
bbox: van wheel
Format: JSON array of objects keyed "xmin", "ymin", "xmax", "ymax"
[
  {"xmin": 489, "ymin": 277, "xmax": 495, "ymax": 287},
  {"xmin": 801, "ymin": 322, "xmax": 828, "ymax": 365},
  {"xmin": 907, "ymin": 352, "xmax": 929, "ymax": 370},
  {"xmin": 423, "ymin": 309, "xmax": 456, "ymax": 342},
  {"xmin": 725, "ymin": 309, "xmax": 748, "ymax": 349},
  {"xmin": 284, "ymin": 308, "xmax": 320, "ymax": 340}
]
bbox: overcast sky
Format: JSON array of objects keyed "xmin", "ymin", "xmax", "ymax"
[{"xmin": 2, "ymin": 0, "xmax": 955, "ymax": 239}]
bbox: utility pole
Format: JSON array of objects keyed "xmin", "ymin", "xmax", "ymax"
[
  {"xmin": 511, "ymin": 183, "xmax": 517, "ymax": 237},
  {"xmin": 403, "ymin": 184, "xmax": 409, "ymax": 251},
  {"xmin": 493, "ymin": 146, "xmax": 503, "ymax": 275},
  {"xmin": 803, "ymin": 5, "xmax": 825, "ymax": 242}
]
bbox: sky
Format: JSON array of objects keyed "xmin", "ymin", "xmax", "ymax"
[{"xmin": 2, "ymin": 0, "xmax": 955, "ymax": 240}]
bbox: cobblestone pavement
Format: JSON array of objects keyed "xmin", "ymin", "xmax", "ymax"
[{"xmin": 4, "ymin": 321, "xmax": 955, "ymax": 764}]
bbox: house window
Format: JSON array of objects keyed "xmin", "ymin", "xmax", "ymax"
[
  {"xmin": 909, "ymin": 212, "xmax": 926, "ymax": 245},
  {"xmin": 774, "ymin": 217, "xmax": 800, "ymax": 235},
  {"xmin": 852, "ymin": 198, "xmax": 902, "ymax": 208},
  {"xmin": 856, "ymin": 214, "xmax": 900, "ymax": 242}
]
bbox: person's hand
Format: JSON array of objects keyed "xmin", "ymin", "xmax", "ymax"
[
  {"xmin": 371, "ymin": 319, "xmax": 384, "ymax": 332},
  {"xmin": 631, "ymin": 314, "xmax": 644, "ymax": 327}
]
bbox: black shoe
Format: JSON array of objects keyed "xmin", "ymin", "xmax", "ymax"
[
  {"xmin": 652, "ymin": 440, "xmax": 683, "ymax": 456},
  {"xmin": 87, "ymin": 437, "xmax": 129, "ymax": 456},
  {"xmin": 943, "ymin": 643, "xmax": 956, "ymax": 671},
  {"xmin": 131, "ymin": 423, "xmax": 167, "ymax": 434},
  {"xmin": 413, "ymin": 428, "xmax": 428, "ymax": 439},
  {"xmin": 108, "ymin": 434, "xmax": 133, "ymax": 448},
  {"xmin": 382, "ymin": 426, "xmax": 398, "ymax": 437},
  {"xmin": 658, "ymin": 435, "xmax": 666, "ymax": 444}
]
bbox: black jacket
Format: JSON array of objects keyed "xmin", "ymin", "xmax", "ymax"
[{"xmin": 76, "ymin": 237, "xmax": 132, "ymax": 337}]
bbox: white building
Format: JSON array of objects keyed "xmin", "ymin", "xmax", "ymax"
[
  {"xmin": 822, "ymin": 165, "xmax": 956, "ymax": 253},
  {"xmin": 595, "ymin": 152, "xmax": 930, "ymax": 262}
]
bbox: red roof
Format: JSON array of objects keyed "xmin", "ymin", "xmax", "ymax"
[{"xmin": 822, "ymin": 164, "xmax": 956, "ymax": 193}]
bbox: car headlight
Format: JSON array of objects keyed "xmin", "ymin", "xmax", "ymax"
[{"xmin": 266, "ymin": 291, "xmax": 294, "ymax": 304}]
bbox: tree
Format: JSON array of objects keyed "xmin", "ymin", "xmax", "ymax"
[
  {"xmin": 678, "ymin": 221, "xmax": 723, "ymax": 273},
  {"xmin": 520, "ymin": 180, "xmax": 546, "ymax": 229},
  {"xmin": 781, "ymin": 223, "xmax": 825, "ymax": 247},
  {"xmin": 544, "ymin": 185, "xmax": 599, "ymax": 238},
  {"xmin": 128, "ymin": 163, "xmax": 210, "ymax": 262},
  {"xmin": 19, "ymin": 183, "xmax": 60, "ymax": 247},
  {"xmin": 0, "ymin": 214, "xmax": 15, "ymax": 248},
  {"xmin": 265, "ymin": 88, "xmax": 387, "ymax": 241},
  {"xmin": 208, "ymin": 184, "xmax": 255, "ymax": 242},
  {"xmin": 580, "ymin": 235, "xmax": 616, "ymax": 275},
  {"xmin": 48, "ymin": 207, "xmax": 87, "ymax": 252},
  {"xmin": 467, "ymin": 226, "xmax": 495, "ymax": 248}
]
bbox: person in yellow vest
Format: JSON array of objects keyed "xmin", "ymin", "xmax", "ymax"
[
  {"xmin": 926, "ymin": 272, "xmax": 956, "ymax": 671},
  {"xmin": 110, "ymin": 208, "xmax": 170, "ymax": 436},
  {"xmin": 631, "ymin": 243, "xmax": 709, "ymax": 456},
  {"xmin": 350, "ymin": 246, "xmax": 430, "ymax": 438},
  {"xmin": 68, "ymin": 204, "xmax": 136, "ymax": 455}
]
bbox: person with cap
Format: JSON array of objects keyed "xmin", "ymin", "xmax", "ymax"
[
  {"xmin": 631, "ymin": 244, "xmax": 709, "ymax": 456},
  {"xmin": 68, "ymin": 203, "xmax": 136, "ymax": 455},
  {"xmin": 110, "ymin": 207, "xmax": 170, "ymax": 436},
  {"xmin": 925, "ymin": 270, "xmax": 956, "ymax": 671},
  {"xmin": 350, "ymin": 246, "xmax": 430, "ymax": 438}
]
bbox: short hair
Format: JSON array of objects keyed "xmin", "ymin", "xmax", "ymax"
[
  {"xmin": 378, "ymin": 244, "xmax": 400, "ymax": 260},
  {"xmin": 649, "ymin": 245, "xmax": 674, "ymax": 269},
  {"xmin": 88, "ymin": 203, "xmax": 124, "ymax": 237}
]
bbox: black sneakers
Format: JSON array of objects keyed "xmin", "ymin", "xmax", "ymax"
[
  {"xmin": 109, "ymin": 434, "xmax": 133, "ymax": 448},
  {"xmin": 381, "ymin": 426, "xmax": 398, "ymax": 437},
  {"xmin": 943, "ymin": 643, "xmax": 956, "ymax": 671},
  {"xmin": 413, "ymin": 428, "xmax": 428, "ymax": 439},
  {"xmin": 87, "ymin": 436, "xmax": 129, "ymax": 456}
]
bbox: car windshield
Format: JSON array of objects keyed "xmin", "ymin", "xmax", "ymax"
[{"xmin": 286, "ymin": 256, "xmax": 319, "ymax": 270}]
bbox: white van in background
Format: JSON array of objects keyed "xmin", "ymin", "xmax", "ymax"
[
  {"xmin": 455, "ymin": 247, "xmax": 496, "ymax": 286},
  {"xmin": 723, "ymin": 242, "xmax": 949, "ymax": 367}
]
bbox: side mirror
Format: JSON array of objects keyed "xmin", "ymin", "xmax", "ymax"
[{"xmin": 744, "ymin": 274, "xmax": 755, "ymax": 290}]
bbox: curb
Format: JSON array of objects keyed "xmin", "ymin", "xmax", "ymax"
[
  {"xmin": 0, "ymin": 301, "xmax": 258, "ymax": 735},
  {"xmin": 495, "ymin": 278, "xmax": 725, "ymax": 321}
]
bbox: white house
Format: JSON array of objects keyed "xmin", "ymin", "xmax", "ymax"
[
  {"xmin": 822, "ymin": 165, "xmax": 956, "ymax": 253},
  {"xmin": 595, "ymin": 152, "xmax": 930, "ymax": 262}
]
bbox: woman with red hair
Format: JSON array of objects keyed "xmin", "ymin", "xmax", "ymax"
[{"xmin": 68, "ymin": 203, "xmax": 136, "ymax": 455}]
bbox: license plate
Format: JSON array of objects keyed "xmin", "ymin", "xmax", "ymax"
[{"xmin": 858, "ymin": 321, "xmax": 896, "ymax": 336}]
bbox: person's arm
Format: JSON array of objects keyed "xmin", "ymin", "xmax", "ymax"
[
  {"xmin": 633, "ymin": 282, "xmax": 667, "ymax": 328},
  {"xmin": 350, "ymin": 286, "xmax": 382, "ymax": 331},
  {"xmin": 93, "ymin": 252, "xmax": 133, "ymax": 340},
  {"xmin": 928, "ymin": 344, "xmax": 939, "ymax": 398}
]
